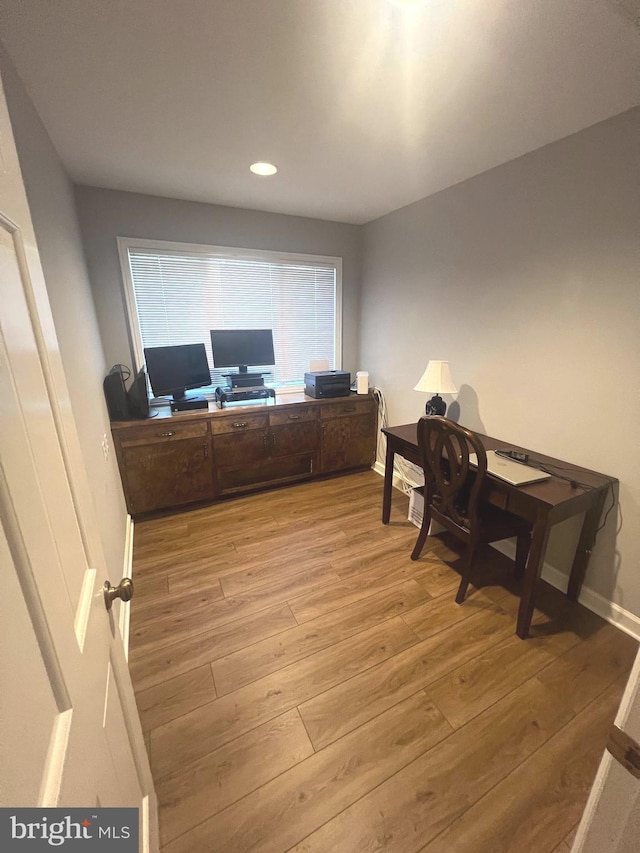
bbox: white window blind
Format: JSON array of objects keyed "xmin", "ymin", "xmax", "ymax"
[{"xmin": 123, "ymin": 243, "xmax": 339, "ymax": 390}]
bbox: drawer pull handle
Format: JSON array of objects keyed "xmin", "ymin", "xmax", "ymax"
[
  {"xmin": 158, "ymin": 431, "xmax": 175, "ymax": 437},
  {"xmin": 289, "ymin": 414, "xmax": 301, "ymax": 420},
  {"xmin": 233, "ymin": 422, "xmax": 247, "ymax": 428}
]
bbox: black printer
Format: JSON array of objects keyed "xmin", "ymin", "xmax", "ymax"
[{"xmin": 304, "ymin": 370, "xmax": 351, "ymax": 399}]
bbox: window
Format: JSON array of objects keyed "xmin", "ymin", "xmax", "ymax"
[{"xmin": 118, "ymin": 238, "xmax": 342, "ymax": 393}]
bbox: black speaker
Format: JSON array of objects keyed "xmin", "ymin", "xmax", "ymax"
[
  {"xmin": 127, "ymin": 367, "xmax": 151, "ymax": 419},
  {"xmin": 103, "ymin": 365, "xmax": 131, "ymax": 421}
]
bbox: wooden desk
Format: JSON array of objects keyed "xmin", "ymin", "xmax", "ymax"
[{"xmin": 382, "ymin": 423, "xmax": 615, "ymax": 639}]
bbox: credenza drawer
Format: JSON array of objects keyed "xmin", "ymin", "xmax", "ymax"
[
  {"xmin": 118, "ymin": 421, "xmax": 208, "ymax": 447},
  {"xmin": 320, "ymin": 399, "xmax": 374, "ymax": 419},
  {"xmin": 269, "ymin": 406, "xmax": 318, "ymax": 426},
  {"xmin": 210, "ymin": 414, "xmax": 269, "ymax": 435}
]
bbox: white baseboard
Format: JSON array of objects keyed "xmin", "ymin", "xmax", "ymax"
[
  {"xmin": 375, "ymin": 464, "xmax": 640, "ymax": 642},
  {"xmin": 119, "ymin": 514, "xmax": 134, "ymax": 660}
]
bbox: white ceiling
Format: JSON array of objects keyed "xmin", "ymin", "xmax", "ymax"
[{"xmin": 0, "ymin": 0, "xmax": 638, "ymax": 224}]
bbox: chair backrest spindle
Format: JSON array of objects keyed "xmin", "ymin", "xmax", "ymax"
[
  {"xmin": 417, "ymin": 416, "xmax": 488, "ymax": 537},
  {"xmin": 412, "ymin": 416, "xmax": 532, "ymax": 608}
]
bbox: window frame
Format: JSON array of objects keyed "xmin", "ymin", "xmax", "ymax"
[{"xmin": 117, "ymin": 236, "xmax": 343, "ymax": 395}]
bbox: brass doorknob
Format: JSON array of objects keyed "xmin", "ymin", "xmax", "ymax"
[{"xmin": 103, "ymin": 577, "xmax": 134, "ymax": 611}]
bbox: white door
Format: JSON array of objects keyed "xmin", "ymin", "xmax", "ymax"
[
  {"xmin": 572, "ymin": 647, "xmax": 640, "ymax": 852},
  {"xmin": 0, "ymin": 73, "xmax": 157, "ymax": 848}
]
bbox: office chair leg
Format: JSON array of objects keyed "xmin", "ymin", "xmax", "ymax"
[
  {"xmin": 411, "ymin": 511, "xmax": 432, "ymax": 561},
  {"xmin": 455, "ymin": 542, "xmax": 478, "ymax": 604},
  {"xmin": 514, "ymin": 531, "xmax": 531, "ymax": 580},
  {"xmin": 455, "ymin": 576, "xmax": 469, "ymax": 604}
]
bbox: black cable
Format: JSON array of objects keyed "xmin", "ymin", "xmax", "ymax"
[
  {"xmin": 533, "ymin": 463, "xmax": 594, "ymax": 491},
  {"xmin": 522, "ymin": 456, "xmax": 617, "ymax": 493},
  {"xmin": 497, "ymin": 447, "xmax": 604, "ymax": 491},
  {"xmin": 593, "ymin": 481, "xmax": 616, "ymax": 544}
]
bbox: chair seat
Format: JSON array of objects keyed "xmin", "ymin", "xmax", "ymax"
[{"xmin": 431, "ymin": 494, "xmax": 527, "ymax": 544}]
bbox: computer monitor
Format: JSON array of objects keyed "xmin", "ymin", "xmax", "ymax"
[
  {"xmin": 144, "ymin": 343, "xmax": 212, "ymax": 401},
  {"xmin": 210, "ymin": 329, "xmax": 275, "ymax": 374}
]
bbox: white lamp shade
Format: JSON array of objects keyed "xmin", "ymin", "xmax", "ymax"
[{"xmin": 413, "ymin": 360, "xmax": 457, "ymax": 394}]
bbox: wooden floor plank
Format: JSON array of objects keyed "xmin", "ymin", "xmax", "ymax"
[
  {"xmin": 401, "ymin": 585, "xmax": 497, "ymax": 639},
  {"xmin": 134, "ymin": 547, "xmax": 239, "ymax": 580},
  {"xmin": 133, "ymin": 519, "xmax": 190, "ymax": 546},
  {"xmin": 149, "ymin": 617, "xmax": 419, "ymax": 779},
  {"xmin": 166, "ymin": 557, "xmax": 244, "ymax": 594},
  {"xmin": 286, "ymin": 571, "xmax": 414, "ymax": 623},
  {"xmin": 427, "ymin": 632, "xmax": 557, "ymax": 730},
  {"xmin": 135, "ymin": 664, "xmax": 217, "ymax": 733},
  {"xmin": 157, "ymin": 708, "xmax": 314, "ymax": 847},
  {"xmin": 164, "ymin": 545, "xmax": 333, "ymax": 594},
  {"xmin": 410, "ymin": 558, "xmax": 465, "ymax": 598},
  {"xmin": 298, "ymin": 603, "xmax": 515, "ymax": 750},
  {"xmin": 289, "ymin": 678, "xmax": 576, "ymax": 853},
  {"xmin": 130, "ymin": 563, "xmax": 341, "ymax": 654},
  {"xmin": 126, "ymin": 472, "xmax": 636, "ymax": 853},
  {"xmin": 418, "ymin": 673, "xmax": 629, "ymax": 852},
  {"xmin": 212, "ymin": 580, "xmax": 430, "ymax": 696},
  {"xmin": 162, "ymin": 691, "xmax": 453, "ymax": 853},
  {"xmin": 220, "ymin": 554, "xmax": 339, "ymax": 597},
  {"xmin": 535, "ymin": 621, "xmax": 637, "ymax": 713},
  {"xmin": 287, "ymin": 558, "xmax": 432, "ymax": 623},
  {"xmin": 131, "ymin": 578, "xmax": 224, "ymax": 622},
  {"xmin": 231, "ymin": 522, "xmax": 349, "ymax": 561},
  {"xmin": 132, "ymin": 573, "xmax": 169, "ymax": 599},
  {"xmin": 128, "ymin": 602, "xmax": 296, "ymax": 694}
]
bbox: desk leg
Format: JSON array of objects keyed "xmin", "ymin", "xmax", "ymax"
[
  {"xmin": 567, "ymin": 488, "xmax": 608, "ymax": 602},
  {"xmin": 517, "ymin": 515, "xmax": 550, "ymax": 639},
  {"xmin": 382, "ymin": 441, "xmax": 395, "ymax": 524}
]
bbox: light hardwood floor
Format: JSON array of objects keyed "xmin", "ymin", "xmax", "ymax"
[{"xmin": 128, "ymin": 471, "xmax": 638, "ymax": 852}]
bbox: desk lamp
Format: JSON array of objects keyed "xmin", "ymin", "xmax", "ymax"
[{"xmin": 414, "ymin": 360, "xmax": 457, "ymax": 416}]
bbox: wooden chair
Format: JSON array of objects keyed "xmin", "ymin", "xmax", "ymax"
[{"xmin": 410, "ymin": 416, "xmax": 531, "ymax": 603}]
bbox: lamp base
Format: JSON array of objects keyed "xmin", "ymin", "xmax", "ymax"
[{"xmin": 425, "ymin": 394, "xmax": 447, "ymax": 416}]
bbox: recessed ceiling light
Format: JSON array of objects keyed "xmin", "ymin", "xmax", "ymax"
[{"xmin": 250, "ymin": 162, "xmax": 277, "ymax": 176}]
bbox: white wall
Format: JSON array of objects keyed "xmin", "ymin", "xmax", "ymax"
[
  {"xmin": 360, "ymin": 107, "xmax": 640, "ymax": 616},
  {"xmin": 73, "ymin": 186, "xmax": 363, "ymax": 378},
  {"xmin": 0, "ymin": 46, "xmax": 129, "ymax": 580}
]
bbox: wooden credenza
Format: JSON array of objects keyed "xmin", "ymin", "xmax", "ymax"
[{"xmin": 111, "ymin": 392, "xmax": 378, "ymax": 516}]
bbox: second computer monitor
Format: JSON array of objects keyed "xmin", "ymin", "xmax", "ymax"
[{"xmin": 210, "ymin": 329, "xmax": 275, "ymax": 374}]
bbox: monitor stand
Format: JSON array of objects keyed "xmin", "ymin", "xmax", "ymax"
[{"xmin": 224, "ymin": 372, "xmax": 266, "ymax": 389}]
